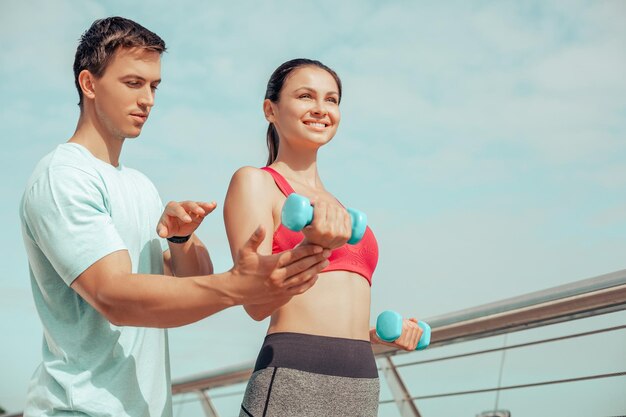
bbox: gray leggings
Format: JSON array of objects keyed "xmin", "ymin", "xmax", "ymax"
[{"xmin": 239, "ymin": 332, "xmax": 380, "ymax": 417}]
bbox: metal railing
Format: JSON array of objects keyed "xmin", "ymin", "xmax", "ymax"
[
  {"xmin": 4, "ymin": 270, "xmax": 625, "ymax": 417},
  {"xmin": 171, "ymin": 269, "xmax": 626, "ymax": 416}
]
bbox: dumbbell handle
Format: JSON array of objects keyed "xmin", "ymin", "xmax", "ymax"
[
  {"xmin": 376, "ymin": 310, "xmax": 431, "ymax": 350},
  {"xmin": 281, "ymin": 193, "xmax": 367, "ymax": 245}
]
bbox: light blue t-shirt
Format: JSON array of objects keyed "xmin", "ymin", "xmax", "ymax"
[{"xmin": 20, "ymin": 143, "xmax": 172, "ymax": 417}]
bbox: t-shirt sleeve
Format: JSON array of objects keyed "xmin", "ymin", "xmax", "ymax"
[{"xmin": 22, "ymin": 165, "xmax": 127, "ymax": 286}]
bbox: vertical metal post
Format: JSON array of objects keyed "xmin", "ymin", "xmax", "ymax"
[
  {"xmin": 379, "ymin": 356, "xmax": 422, "ymax": 417},
  {"xmin": 197, "ymin": 390, "xmax": 220, "ymax": 417}
]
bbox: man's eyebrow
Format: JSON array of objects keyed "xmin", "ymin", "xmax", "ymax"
[{"xmin": 121, "ymin": 74, "xmax": 162, "ymax": 84}]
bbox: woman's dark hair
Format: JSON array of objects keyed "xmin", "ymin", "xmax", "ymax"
[
  {"xmin": 264, "ymin": 58, "xmax": 342, "ymax": 165},
  {"xmin": 73, "ymin": 16, "xmax": 166, "ymax": 107}
]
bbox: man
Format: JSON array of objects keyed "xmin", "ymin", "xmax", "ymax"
[{"xmin": 19, "ymin": 17, "xmax": 328, "ymax": 416}]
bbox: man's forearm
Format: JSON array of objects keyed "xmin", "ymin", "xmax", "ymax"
[
  {"xmin": 168, "ymin": 234, "xmax": 214, "ymax": 276},
  {"xmin": 72, "ymin": 238, "xmax": 327, "ymax": 329},
  {"xmin": 96, "ymin": 271, "xmax": 239, "ymax": 328}
]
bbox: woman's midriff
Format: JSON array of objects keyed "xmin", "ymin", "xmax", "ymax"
[{"xmin": 267, "ymin": 270, "xmax": 372, "ymax": 341}]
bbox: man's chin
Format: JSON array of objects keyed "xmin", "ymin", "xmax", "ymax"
[{"xmin": 125, "ymin": 129, "xmax": 142, "ymax": 139}]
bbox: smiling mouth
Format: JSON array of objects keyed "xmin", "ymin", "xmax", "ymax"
[{"xmin": 304, "ymin": 121, "xmax": 327, "ymax": 128}]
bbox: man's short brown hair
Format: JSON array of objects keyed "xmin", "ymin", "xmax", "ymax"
[{"xmin": 73, "ymin": 16, "xmax": 166, "ymax": 107}]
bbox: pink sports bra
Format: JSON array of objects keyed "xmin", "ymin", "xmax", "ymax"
[{"xmin": 262, "ymin": 167, "xmax": 379, "ymax": 286}]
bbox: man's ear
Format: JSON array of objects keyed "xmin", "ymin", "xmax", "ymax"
[
  {"xmin": 263, "ymin": 99, "xmax": 276, "ymax": 123},
  {"xmin": 78, "ymin": 70, "xmax": 97, "ymax": 100}
]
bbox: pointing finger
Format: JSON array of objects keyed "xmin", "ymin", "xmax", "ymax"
[
  {"xmin": 166, "ymin": 202, "xmax": 192, "ymax": 222},
  {"xmin": 198, "ymin": 201, "xmax": 218, "ymax": 215}
]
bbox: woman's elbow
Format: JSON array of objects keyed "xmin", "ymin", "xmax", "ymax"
[{"xmin": 244, "ymin": 306, "xmax": 270, "ymax": 321}]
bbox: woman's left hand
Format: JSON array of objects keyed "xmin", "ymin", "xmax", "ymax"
[{"xmin": 370, "ymin": 318, "xmax": 423, "ymax": 351}]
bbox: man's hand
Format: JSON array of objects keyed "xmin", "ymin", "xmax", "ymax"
[
  {"xmin": 157, "ymin": 201, "xmax": 217, "ymax": 238},
  {"xmin": 232, "ymin": 226, "xmax": 330, "ymax": 304}
]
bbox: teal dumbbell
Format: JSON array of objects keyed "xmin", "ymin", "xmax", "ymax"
[
  {"xmin": 376, "ymin": 310, "xmax": 431, "ymax": 350},
  {"xmin": 281, "ymin": 193, "xmax": 367, "ymax": 245}
]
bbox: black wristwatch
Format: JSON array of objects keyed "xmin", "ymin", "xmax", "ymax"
[{"xmin": 167, "ymin": 235, "xmax": 191, "ymax": 244}]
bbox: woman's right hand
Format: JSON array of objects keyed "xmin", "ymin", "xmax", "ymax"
[{"xmin": 300, "ymin": 199, "xmax": 352, "ymax": 250}]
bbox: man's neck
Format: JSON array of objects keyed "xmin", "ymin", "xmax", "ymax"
[{"xmin": 69, "ymin": 111, "xmax": 125, "ymax": 167}]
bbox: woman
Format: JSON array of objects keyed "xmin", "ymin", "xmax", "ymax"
[{"xmin": 224, "ymin": 58, "xmax": 423, "ymax": 417}]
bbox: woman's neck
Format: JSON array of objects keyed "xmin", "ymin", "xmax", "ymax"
[{"xmin": 272, "ymin": 150, "xmax": 322, "ymax": 190}]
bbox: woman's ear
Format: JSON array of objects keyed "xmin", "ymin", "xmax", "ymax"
[
  {"xmin": 263, "ymin": 99, "xmax": 276, "ymax": 123},
  {"xmin": 78, "ymin": 69, "xmax": 97, "ymax": 101}
]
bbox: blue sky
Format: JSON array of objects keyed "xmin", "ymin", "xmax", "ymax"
[{"xmin": 1, "ymin": 0, "xmax": 625, "ymax": 415}]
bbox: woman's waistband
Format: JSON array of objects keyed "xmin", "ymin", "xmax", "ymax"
[{"xmin": 253, "ymin": 332, "xmax": 378, "ymax": 379}]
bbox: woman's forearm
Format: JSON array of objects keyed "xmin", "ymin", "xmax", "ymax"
[{"xmin": 244, "ymin": 297, "xmax": 292, "ymax": 321}]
